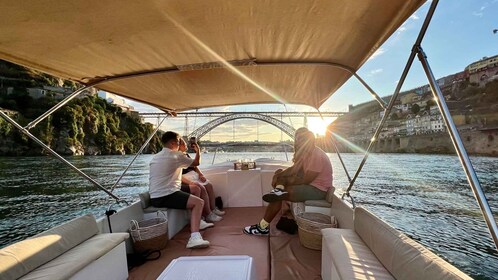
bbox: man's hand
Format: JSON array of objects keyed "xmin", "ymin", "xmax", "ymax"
[
  {"xmin": 192, "ymin": 143, "xmax": 200, "ymax": 153},
  {"xmin": 271, "ymin": 169, "xmax": 284, "ymax": 187}
]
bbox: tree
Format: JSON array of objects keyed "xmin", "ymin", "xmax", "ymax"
[
  {"xmin": 411, "ymin": 104, "xmax": 420, "ymax": 114},
  {"xmin": 425, "ymin": 99, "xmax": 436, "ymax": 111}
]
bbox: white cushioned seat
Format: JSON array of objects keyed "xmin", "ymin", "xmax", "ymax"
[
  {"xmin": 0, "ymin": 214, "xmax": 99, "ymax": 280},
  {"xmin": 0, "ymin": 214, "xmax": 129, "ymax": 280},
  {"xmin": 321, "ymin": 207, "xmax": 472, "ymax": 280},
  {"xmin": 354, "ymin": 207, "xmax": 471, "ymax": 280},
  {"xmin": 19, "ymin": 233, "xmax": 129, "ymax": 280},
  {"xmin": 322, "ymin": 228, "xmax": 394, "ymax": 280}
]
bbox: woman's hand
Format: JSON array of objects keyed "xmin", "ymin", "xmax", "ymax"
[{"xmin": 199, "ymin": 175, "xmax": 207, "ymax": 182}]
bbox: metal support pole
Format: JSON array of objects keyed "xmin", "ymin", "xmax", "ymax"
[
  {"xmin": 353, "ymin": 73, "xmax": 388, "ymax": 110},
  {"xmin": 344, "ymin": 0, "xmax": 440, "ymax": 195},
  {"xmin": 0, "ymin": 110, "xmax": 121, "ymax": 201},
  {"xmin": 417, "ymin": 47, "xmax": 498, "ymax": 250},
  {"xmin": 283, "ymin": 144, "xmax": 289, "ymax": 161},
  {"xmin": 110, "ymin": 116, "xmax": 167, "ymax": 192},
  {"xmin": 330, "ymin": 134, "xmax": 352, "ymax": 183},
  {"xmin": 24, "ymin": 84, "xmax": 96, "ymax": 130},
  {"xmin": 211, "ymin": 147, "xmax": 219, "ymax": 165}
]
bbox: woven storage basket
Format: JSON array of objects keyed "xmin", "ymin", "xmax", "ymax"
[
  {"xmin": 296, "ymin": 212, "xmax": 337, "ymax": 250},
  {"xmin": 130, "ymin": 212, "xmax": 168, "ymax": 253}
]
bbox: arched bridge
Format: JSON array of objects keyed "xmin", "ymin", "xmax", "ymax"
[{"xmin": 188, "ymin": 113, "xmax": 296, "ymax": 140}]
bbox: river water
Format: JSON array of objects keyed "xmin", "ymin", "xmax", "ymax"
[{"xmin": 0, "ymin": 152, "xmax": 497, "ymax": 279}]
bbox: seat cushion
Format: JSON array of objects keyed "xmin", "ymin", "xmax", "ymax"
[
  {"xmin": 304, "ymin": 200, "xmax": 332, "ymax": 208},
  {"xmin": 139, "ymin": 192, "xmax": 151, "ymax": 208},
  {"xmin": 354, "ymin": 207, "xmax": 471, "ymax": 280},
  {"xmin": 321, "ymin": 228, "xmax": 394, "ymax": 280},
  {"xmin": 0, "ymin": 214, "xmax": 99, "ymax": 280},
  {"xmin": 19, "ymin": 233, "xmax": 129, "ymax": 280},
  {"xmin": 140, "ymin": 191, "xmax": 168, "ymax": 213}
]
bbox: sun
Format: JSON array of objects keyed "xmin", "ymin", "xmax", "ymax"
[{"xmin": 307, "ymin": 118, "xmax": 332, "ymax": 136}]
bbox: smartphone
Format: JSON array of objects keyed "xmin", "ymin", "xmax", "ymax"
[{"xmin": 189, "ymin": 137, "xmax": 196, "ymax": 147}]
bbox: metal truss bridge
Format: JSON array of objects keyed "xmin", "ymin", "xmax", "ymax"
[
  {"xmin": 140, "ymin": 111, "xmax": 346, "ymax": 118},
  {"xmin": 139, "ymin": 111, "xmax": 346, "ymax": 140}
]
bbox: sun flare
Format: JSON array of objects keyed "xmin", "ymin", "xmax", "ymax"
[{"xmin": 307, "ymin": 118, "xmax": 332, "ymax": 136}]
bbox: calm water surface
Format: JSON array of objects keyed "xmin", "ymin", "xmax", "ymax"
[{"xmin": 0, "ymin": 152, "xmax": 497, "ymax": 279}]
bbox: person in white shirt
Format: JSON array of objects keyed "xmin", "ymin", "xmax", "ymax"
[
  {"xmin": 178, "ymin": 138, "xmax": 225, "ymax": 222},
  {"xmin": 149, "ymin": 131, "xmax": 210, "ymax": 249}
]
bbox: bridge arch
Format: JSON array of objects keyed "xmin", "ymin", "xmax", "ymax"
[{"xmin": 188, "ymin": 113, "xmax": 296, "ymax": 140}]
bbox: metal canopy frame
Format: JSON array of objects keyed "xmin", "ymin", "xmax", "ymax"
[
  {"xmin": 0, "ymin": 0, "xmax": 495, "ymax": 250},
  {"xmin": 337, "ymin": 0, "xmax": 498, "ymax": 250}
]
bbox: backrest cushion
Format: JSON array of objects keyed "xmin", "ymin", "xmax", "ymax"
[
  {"xmin": 139, "ymin": 192, "xmax": 151, "ymax": 209},
  {"xmin": 0, "ymin": 214, "xmax": 98, "ymax": 280},
  {"xmin": 354, "ymin": 207, "xmax": 471, "ymax": 280},
  {"xmin": 325, "ymin": 186, "xmax": 335, "ymax": 203}
]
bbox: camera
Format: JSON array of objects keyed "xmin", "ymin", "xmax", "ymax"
[{"xmin": 189, "ymin": 137, "xmax": 196, "ymax": 147}]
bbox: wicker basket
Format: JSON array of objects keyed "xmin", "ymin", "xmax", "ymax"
[
  {"xmin": 295, "ymin": 212, "xmax": 337, "ymax": 250},
  {"xmin": 130, "ymin": 212, "xmax": 168, "ymax": 253}
]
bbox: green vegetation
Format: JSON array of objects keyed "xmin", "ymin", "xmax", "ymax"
[{"xmin": 0, "ymin": 60, "xmax": 162, "ymax": 156}]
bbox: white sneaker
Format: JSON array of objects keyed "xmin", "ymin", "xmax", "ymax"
[
  {"xmin": 199, "ymin": 219, "xmax": 214, "ymax": 230},
  {"xmin": 186, "ymin": 235, "xmax": 210, "ymax": 249},
  {"xmin": 213, "ymin": 207, "xmax": 225, "ymax": 216},
  {"xmin": 206, "ymin": 212, "xmax": 223, "ymax": 222}
]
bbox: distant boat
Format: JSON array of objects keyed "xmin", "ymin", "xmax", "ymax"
[{"xmin": 202, "ymin": 147, "xmax": 208, "ymax": 153}]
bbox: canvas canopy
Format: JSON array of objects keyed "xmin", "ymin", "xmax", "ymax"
[{"xmin": 0, "ymin": 0, "xmax": 425, "ymax": 112}]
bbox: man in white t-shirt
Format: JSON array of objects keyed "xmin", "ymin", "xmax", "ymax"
[{"xmin": 149, "ymin": 131, "xmax": 210, "ymax": 249}]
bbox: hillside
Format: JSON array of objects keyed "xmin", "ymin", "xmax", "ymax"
[
  {"xmin": 0, "ymin": 60, "xmax": 162, "ymax": 156},
  {"xmin": 328, "ymin": 79, "xmax": 498, "ymax": 156}
]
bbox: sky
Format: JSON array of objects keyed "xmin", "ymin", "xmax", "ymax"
[{"xmin": 126, "ymin": 0, "xmax": 498, "ymax": 142}]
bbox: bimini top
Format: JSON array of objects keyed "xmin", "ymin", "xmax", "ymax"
[{"xmin": 0, "ymin": 0, "xmax": 425, "ymax": 112}]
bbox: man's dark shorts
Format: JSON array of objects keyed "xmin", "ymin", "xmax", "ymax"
[{"xmin": 151, "ymin": 187, "xmax": 190, "ymax": 209}]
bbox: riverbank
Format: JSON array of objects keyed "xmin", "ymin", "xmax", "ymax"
[{"xmin": 330, "ymin": 129, "xmax": 498, "ymax": 156}]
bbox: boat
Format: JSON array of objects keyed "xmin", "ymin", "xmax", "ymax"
[{"xmin": 0, "ymin": 1, "xmax": 496, "ymax": 279}]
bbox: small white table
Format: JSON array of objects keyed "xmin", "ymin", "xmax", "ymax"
[
  {"xmin": 157, "ymin": 255, "xmax": 255, "ymax": 280},
  {"xmin": 227, "ymin": 168, "xmax": 262, "ymax": 207}
]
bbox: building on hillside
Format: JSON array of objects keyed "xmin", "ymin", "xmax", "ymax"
[
  {"xmin": 98, "ymin": 91, "xmax": 135, "ymax": 113},
  {"xmin": 414, "ymin": 111, "xmax": 431, "ymax": 135},
  {"xmin": 394, "ymin": 119, "xmax": 407, "ymax": 136},
  {"xmin": 26, "ymin": 85, "xmax": 92, "ymax": 100},
  {"xmin": 429, "ymin": 105, "xmax": 440, "ymax": 116},
  {"xmin": 414, "ymin": 85, "xmax": 430, "ymax": 95},
  {"xmin": 466, "ymin": 55, "xmax": 498, "ymax": 85},
  {"xmin": 430, "ymin": 115, "xmax": 445, "ymax": 132},
  {"xmin": 406, "ymin": 114, "xmax": 415, "ymax": 135},
  {"xmin": 27, "ymin": 88, "xmax": 48, "ymax": 99},
  {"xmin": 394, "ymin": 102, "xmax": 411, "ymax": 113}
]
